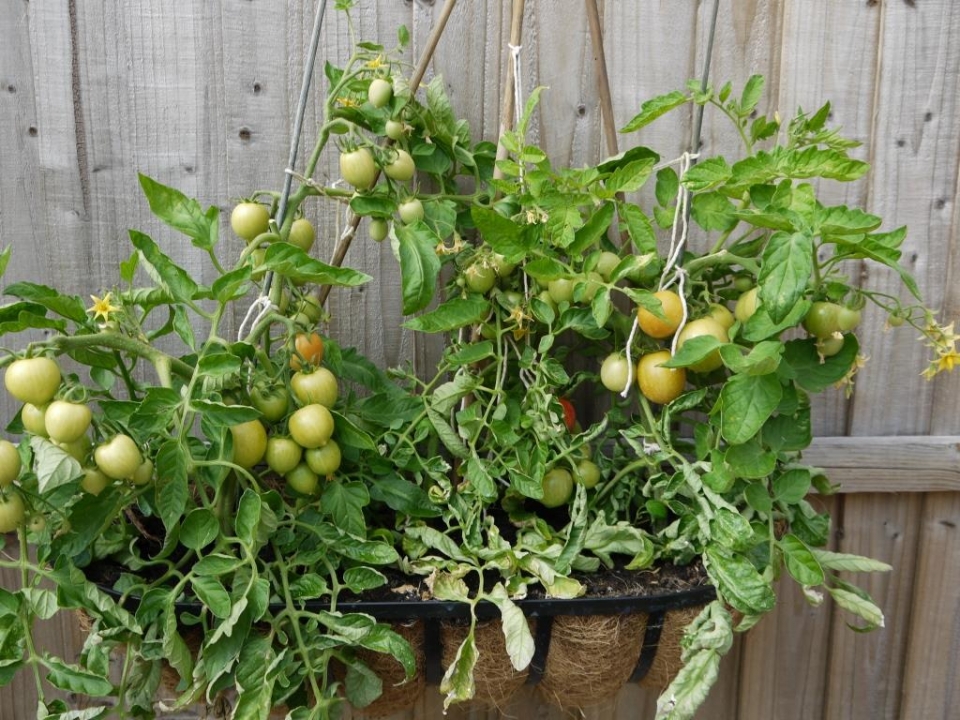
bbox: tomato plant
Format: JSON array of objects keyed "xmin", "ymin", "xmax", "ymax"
[
  {"xmin": 398, "ymin": 197, "xmax": 424, "ymax": 224},
  {"xmin": 230, "ymin": 420, "xmax": 268, "ymax": 469},
  {"xmin": 266, "ymin": 436, "xmax": 303, "ymax": 475},
  {"xmin": 383, "ymin": 148, "xmax": 415, "ymax": 182},
  {"xmin": 250, "ymin": 383, "xmax": 290, "ymax": 423},
  {"xmin": 540, "ymin": 468, "xmax": 573, "ymax": 508},
  {"xmin": 600, "ymin": 353, "xmax": 631, "ymax": 393},
  {"xmin": 367, "ymin": 77, "xmax": 393, "ymax": 108},
  {"xmin": 285, "ymin": 462, "xmax": 320, "ymax": 496},
  {"xmin": 288, "ymin": 218, "xmax": 316, "ymax": 252},
  {"xmin": 305, "ymin": 440, "xmax": 341, "ymax": 477}
]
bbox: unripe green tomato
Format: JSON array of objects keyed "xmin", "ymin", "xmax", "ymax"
[
  {"xmin": 0, "ymin": 491, "xmax": 26, "ymax": 533},
  {"xmin": 578, "ymin": 272, "xmax": 604, "ymax": 302},
  {"xmin": 398, "ymin": 198, "xmax": 425, "ymax": 224},
  {"xmin": 464, "ymin": 263, "xmax": 497, "ymax": 294},
  {"xmin": 385, "ymin": 119, "xmax": 404, "ymax": 140},
  {"xmin": 5, "ymin": 357, "xmax": 61, "ymax": 406},
  {"xmin": 131, "ymin": 459, "xmax": 154, "ymax": 486},
  {"xmin": 305, "ymin": 440, "xmax": 342, "ymax": 476},
  {"xmin": 734, "ymin": 287, "xmax": 760, "ymax": 323},
  {"xmin": 288, "ymin": 404, "xmax": 335, "ymax": 449},
  {"xmin": 340, "ymin": 148, "xmax": 377, "ymax": 190},
  {"xmin": 600, "ymin": 353, "xmax": 632, "ymax": 393},
  {"xmin": 0, "ymin": 440, "xmax": 21, "ymax": 488},
  {"xmin": 45, "ymin": 400, "xmax": 92, "ymax": 444},
  {"xmin": 707, "ymin": 303, "xmax": 736, "ymax": 330},
  {"xmin": 58, "ymin": 436, "xmax": 91, "ymax": 463},
  {"xmin": 265, "ymin": 437, "xmax": 303, "ymax": 475},
  {"xmin": 285, "ymin": 462, "xmax": 320, "ymax": 496},
  {"xmin": 574, "ymin": 459, "xmax": 601, "ymax": 489},
  {"xmin": 547, "ymin": 278, "xmax": 575, "ymax": 304},
  {"xmin": 230, "ymin": 420, "xmax": 268, "ymax": 469},
  {"xmin": 492, "ymin": 253, "xmax": 517, "ymax": 278},
  {"xmin": 20, "ymin": 403, "xmax": 48, "ymax": 437},
  {"xmin": 367, "ymin": 78, "xmax": 393, "ymax": 108},
  {"xmin": 595, "ymin": 251, "xmax": 621, "ymax": 281},
  {"xmin": 290, "ymin": 367, "xmax": 339, "ymax": 408},
  {"xmin": 95, "ymin": 435, "xmax": 143, "ymax": 480},
  {"xmin": 288, "ymin": 218, "xmax": 316, "ymax": 252},
  {"xmin": 732, "ymin": 275, "xmax": 754, "ymax": 293},
  {"xmin": 816, "ymin": 334, "xmax": 846, "ymax": 357},
  {"xmin": 369, "ymin": 217, "xmax": 390, "ymax": 242},
  {"xmin": 81, "ymin": 467, "xmax": 111, "ymax": 496},
  {"xmin": 230, "ymin": 202, "xmax": 271, "ymax": 242},
  {"xmin": 383, "ymin": 148, "xmax": 416, "ymax": 182},
  {"xmin": 837, "ymin": 306, "xmax": 862, "ymax": 333},
  {"xmin": 802, "ymin": 302, "xmax": 842, "ymax": 339},
  {"xmin": 540, "ymin": 468, "xmax": 574, "ymax": 508}
]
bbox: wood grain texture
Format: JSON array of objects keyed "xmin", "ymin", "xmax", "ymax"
[{"xmin": 1, "ymin": 1, "xmax": 959, "ymax": 719}]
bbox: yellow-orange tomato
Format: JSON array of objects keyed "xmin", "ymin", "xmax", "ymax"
[
  {"xmin": 290, "ymin": 332, "xmax": 324, "ymax": 371},
  {"xmin": 637, "ymin": 351, "xmax": 686, "ymax": 405},
  {"xmin": 637, "ymin": 290, "xmax": 684, "ymax": 339}
]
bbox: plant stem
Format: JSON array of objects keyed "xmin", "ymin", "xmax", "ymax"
[{"xmin": 45, "ymin": 333, "xmax": 194, "ymax": 381}]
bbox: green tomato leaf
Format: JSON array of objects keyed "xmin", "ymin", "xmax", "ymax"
[
  {"xmin": 663, "ymin": 335, "xmax": 724, "ymax": 368},
  {"xmin": 440, "ymin": 633, "xmax": 478, "ymax": 709},
  {"xmin": 682, "ymin": 157, "xmax": 733, "ymax": 192},
  {"xmin": 139, "ymin": 174, "xmax": 218, "ymax": 250},
  {"xmin": 691, "ymin": 192, "xmax": 738, "ymax": 232},
  {"xmin": 30, "ymin": 438, "xmax": 82, "ymax": 494},
  {"xmin": 522, "ymin": 257, "xmax": 567, "ymax": 283},
  {"xmin": 772, "ymin": 468, "xmax": 812, "ymax": 504},
  {"xmin": 739, "ymin": 74, "xmax": 765, "ymax": 115},
  {"xmin": 402, "ymin": 296, "xmax": 490, "ymax": 333},
  {"xmin": 719, "ymin": 341, "xmax": 783, "ymax": 375},
  {"xmin": 605, "ymin": 159, "xmax": 655, "ymax": 195},
  {"xmin": 741, "ymin": 300, "xmax": 811, "ymax": 342},
  {"xmin": 343, "ymin": 567, "xmax": 387, "ymax": 594},
  {"xmin": 349, "ymin": 193, "xmax": 397, "ymax": 218},
  {"xmin": 811, "ymin": 549, "xmax": 892, "ymax": 574},
  {"xmin": 258, "ymin": 242, "xmax": 371, "ymax": 287},
  {"xmin": 725, "ymin": 439, "xmax": 777, "ymax": 480},
  {"xmin": 331, "ymin": 410, "xmax": 378, "ymax": 451},
  {"xmin": 395, "ymin": 222, "xmax": 441, "ymax": 315},
  {"xmin": 758, "ymin": 231, "xmax": 813, "ymax": 323},
  {"xmin": 471, "ymin": 207, "xmax": 529, "ymax": 262},
  {"xmin": 211, "ymin": 265, "xmax": 252, "ymax": 303},
  {"xmin": 426, "ymin": 407, "xmax": 469, "ymax": 460},
  {"xmin": 3, "ymin": 283, "xmax": 89, "ymax": 323},
  {"xmin": 190, "ymin": 576, "xmax": 232, "ymax": 619},
  {"xmin": 343, "ymin": 658, "xmax": 383, "ymax": 710},
  {"xmin": 235, "ymin": 489, "xmax": 263, "ymax": 547},
  {"xmin": 827, "ymin": 587, "xmax": 884, "ymax": 630},
  {"xmin": 321, "ymin": 481, "xmax": 370, "ymax": 537},
  {"xmin": 716, "ymin": 373, "xmax": 783, "ymax": 444},
  {"xmin": 129, "ymin": 230, "xmax": 201, "ymax": 303},
  {"xmin": 704, "ymin": 545, "xmax": 776, "ymax": 615},
  {"xmin": 620, "ymin": 90, "xmax": 689, "ymax": 133},
  {"xmin": 486, "ymin": 584, "xmax": 534, "ymax": 672},
  {"xmin": 780, "ymin": 334, "xmax": 860, "ymax": 393},
  {"xmin": 780, "ymin": 534, "xmax": 825, "ymax": 586},
  {"xmin": 191, "ymin": 400, "xmax": 260, "ymax": 426},
  {"xmin": 180, "ymin": 508, "xmax": 219, "ymax": 550},
  {"xmin": 43, "ymin": 659, "xmax": 114, "ymax": 697},
  {"xmin": 815, "ymin": 204, "xmax": 882, "ymax": 235}
]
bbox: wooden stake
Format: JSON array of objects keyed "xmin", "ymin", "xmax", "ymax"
[
  {"xmin": 493, "ymin": 0, "xmax": 527, "ymax": 181},
  {"xmin": 586, "ymin": 0, "xmax": 618, "ymax": 158}
]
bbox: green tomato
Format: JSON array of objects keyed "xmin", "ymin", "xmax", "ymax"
[
  {"xmin": 837, "ymin": 306, "xmax": 862, "ymax": 332},
  {"xmin": 44, "ymin": 400, "xmax": 92, "ymax": 444},
  {"xmin": 816, "ymin": 334, "xmax": 846, "ymax": 357},
  {"xmin": 230, "ymin": 202, "xmax": 271, "ymax": 242},
  {"xmin": 547, "ymin": 278, "xmax": 575, "ymax": 304},
  {"xmin": 131, "ymin": 459, "xmax": 154, "ymax": 486},
  {"xmin": 20, "ymin": 403, "xmax": 48, "ymax": 437},
  {"xmin": 0, "ymin": 440, "xmax": 21, "ymax": 488},
  {"xmin": 398, "ymin": 198, "xmax": 424, "ymax": 224},
  {"xmin": 290, "ymin": 367, "xmax": 339, "ymax": 408},
  {"xmin": 0, "ymin": 491, "xmax": 26, "ymax": 533},
  {"xmin": 5, "ymin": 357, "xmax": 61, "ymax": 406},
  {"xmin": 288, "ymin": 404, "xmax": 335, "ymax": 449},
  {"xmin": 285, "ymin": 462, "xmax": 320, "ymax": 496},
  {"xmin": 288, "ymin": 218, "xmax": 316, "ymax": 252},
  {"xmin": 58, "ymin": 436, "xmax": 91, "ymax": 463},
  {"xmin": 675, "ymin": 317, "xmax": 729, "ymax": 373},
  {"xmin": 367, "ymin": 78, "xmax": 393, "ymax": 108},
  {"xmin": 576, "ymin": 272, "xmax": 604, "ymax": 302},
  {"xmin": 369, "ymin": 217, "xmax": 390, "ymax": 242},
  {"xmin": 803, "ymin": 302, "xmax": 842, "ymax": 338},
  {"xmin": 305, "ymin": 440, "xmax": 342, "ymax": 477},
  {"xmin": 707, "ymin": 303, "xmax": 736, "ymax": 330},
  {"xmin": 734, "ymin": 287, "xmax": 760, "ymax": 324},
  {"xmin": 595, "ymin": 251, "xmax": 621, "ymax": 281},
  {"xmin": 600, "ymin": 353, "xmax": 631, "ymax": 393},
  {"xmin": 230, "ymin": 420, "xmax": 268, "ymax": 469},
  {"xmin": 340, "ymin": 148, "xmax": 377, "ymax": 190},
  {"xmin": 383, "ymin": 148, "xmax": 416, "ymax": 181},
  {"xmin": 81, "ymin": 467, "xmax": 112, "ymax": 496},
  {"xmin": 540, "ymin": 468, "xmax": 573, "ymax": 508},
  {"xmin": 464, "ymin": 263, "xmax": 497, "ymax": 294},
  {"xmin": 385, "ymin": 119, "xmax": 405, "ymax": 140},
  {"xmin": 94, "ymin": 434, "xmax": 143, "ymax": 480},
  {"xmin": 574, "ymin": 459, "xmax": 601, "ymax": 489},
  {"xmin": 250, "ymin": 383, "xmax": 290, "ymax": 423},
  {"xmin": 266, "ymin": 436, "xmax": 303, "ymax": 475}
]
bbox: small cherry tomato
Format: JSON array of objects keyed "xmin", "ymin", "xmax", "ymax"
[
  {"xmin": 637, "ymin": 351, "xmax": 686, "ymax": 405},
  {"xmin": 734, "ymin": 287, "xmax": 760, "ymax": 323},
  {"xmin": 540, "ymin": 468, "xmax": 574, "ymax": 508},
  {"xmin": 0, "ymin": 440, "xmax": 21, "ymax": 488},
  {"xmin": 231, "ymin": 202, "xmax": 271, "ymax": 242},
  {"xmin": 574, "ymin": 459, "xmax": 601, "ymax": 489},
  {"xmin": 5, "ymin": 357, "xmax": 61, "ymax": 406},
  {"xmin": 290, "ymin": 332, "xmax": 325, "ymax": 371},
  {"xmin": 600, "ymin": 353, "xmax": 632, "ymax": 393},
  {"xmin": 385, "ymin": 119, "xmax": 405, "ymax": 140},
  {"xmin": 369, "ymin": 217, "xmax": 390, "ymax": 242},
  {"xmin": 368, "ymin": 78, "xmax": 393, "ymax": 108},
  {"xmin": 0, "ymin": 491, "xmax": 26, "ymax": 533},
  {"xmin": 285, "ymin": 462, "xmax": 320, "ymax": 496},
  {"xmin": 803, "ymin": 302, "xmax": 842, "ymax": 338},
  {"xmin": 398, "ymin": 198, "xmax": 425, "ymax": 224},
  {"xmin": 464, "ymin": 263, "xmax": 497, "ymax": 294},
  {"xmin": 288, "ymin": 404, "xmax": 335, "ymax": 449},
  {"xmin": 265, "ymin": 436, "xmax": 303, "ymax": 475},
  {"xmin": 131, "ymin": 459, "xmax": 154, "ymax": 486},
  {"xmin": 707, "ymin": 303, "xmax": 736, "ymax": 330},
  {"xmin": 305, "ymin": 440, "xmax": 342, "ymax": 476},
  {"xmin": 288, "ymin": 218, "xmax": 316, "ymax": 252},
  {"xmin": 94, "ymin": 435, "xmax": 143, "ymax": 480},
  {"xmin": 340, "ymin": 148, "xmax": 377, "ymax": 190},
  {"xmin": 250, "ymin": 383, "xmax": 290, "ymax": 423},
  {"xmin": 676, "ymin": 317, "xmax": 729, "ymax": 373},
  {"xmin": 81, "ymin": 467, "xmax": 112, "ymax": 496},
  {"xmin": 290, "ymin": 367, "xmax": 339, "ymax": 408},
  {"xmin": 45, "ymin": 400, "xmax": 92, "ymax": 444},
  {"xmin": 383, "ymin": 148, "xmax": 416, "ymax": 182},
  {"xmin": 547, "ymin": 278, "xmax": 575, "ymax": 305},
  {"xmin": 637, "ymin": 290, "xmax": 684, "ymax": 339},
  {"xmin": 20, "ymin": 403, "xmax": 48, "ymax": 437}
]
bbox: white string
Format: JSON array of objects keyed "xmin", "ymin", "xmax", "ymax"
[
  {"xmin": 509, "ymin": 43, "xmax": 523, "ymax": 129},
  {"xmin": 620, "ymin": 316, "xmax": 640, "ymax": 400},
  {"xmin": 238, "ymin": 296, "xmax": 275, "ymax": 341}
]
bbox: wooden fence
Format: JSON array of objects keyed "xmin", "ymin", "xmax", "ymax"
[{"xmin": 1, "ymin": 1, "xmax": 958, "ymax": 718}]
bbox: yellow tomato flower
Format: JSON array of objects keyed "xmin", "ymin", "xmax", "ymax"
[{"xmin": 88, "ymin": 292, "xmax": 120, "ymax": 322}]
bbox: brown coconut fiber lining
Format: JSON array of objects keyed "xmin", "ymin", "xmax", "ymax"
[{"xmin": 441, "ymin": 618, "xmax": 533, "ymax": 709}]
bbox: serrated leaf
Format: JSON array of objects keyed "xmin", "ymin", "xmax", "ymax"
[
  {"xmin": 716, "ymin": 373, "xmax": 783, "ymax": 444},
  {"xmin": 155, "ymin": 441, "xmax": 189, "ymax": 533},
  {"xmin": 781, "ymin": 335, "xmax": 860, "ymax": 393},
  {"xmin": 129, "ymin": 230, "xmax": 200, "ymax": 303},
  {"xmin": 190, "ymin": 576, "xmax": 232, "ymax": 619},
  {"xmin": 718, "ymin": 341, "xmax": 782, "ymax": 375},
  {"xmin": 691, "ymin": 192, "xmax": 738, "ymax": 232},
  {"xmin": 758, "ymin": 231, "xmax": 813, "ymax": 323},
  {"xmin": 3, "ymin": 283, "xmax": 88, "ymax": 323},
  {"xmin": 180, "ymin": 508, "xmax": 219, "ymax": 550},
  {"xmin": 331, "ymin": 410, "xmax": 377, "ymax": 451},
  {"xmin": 403, "ymin": 296, "xmax": 490, "ymax": 333},
  {"xmin": 29, "ymin": 438, "xmax": 82, "ymax": 493},
  {"xmin": 621, "ymin": 90, "xmax": 689, "ymax": 133},
  {"xmin": 321, "ymin": 482, "xmax": 369, "ymax": 537},
  {"xmin": 570, "ymin": 201, "xmax": 615, "ymax": 254},
  {"xmin": 44, "ymin": 659, "xmax": 114, "ymax": 697},
  {"xmin": 395, "ymin": 222, "xmax": 441, "ymax": 315},
  {"xmin": 739, "ymin": 75, "xmax": 765, "ymax": 114},
  {"xmin": 816, "ymin": 204, "xmax": 882, "ymax": 235},
  {"xmin": 139, "ymin": 174, "xmax": 218, "ymax": 250},
  {"xmin": 258, "ymin": 243, "xmax": 370, "ymax": 287}
]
